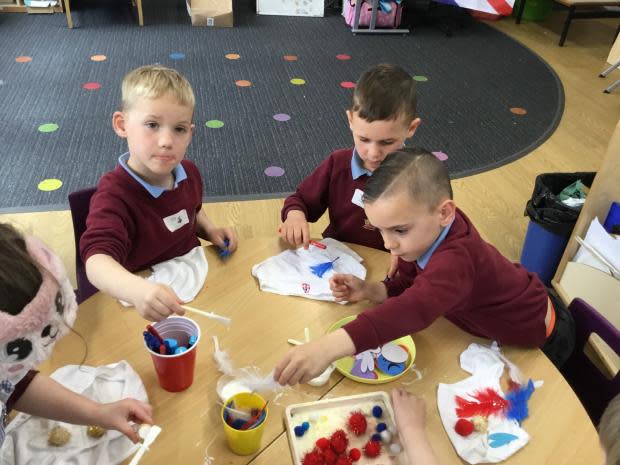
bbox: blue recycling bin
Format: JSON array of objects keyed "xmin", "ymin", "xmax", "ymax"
[{"xmin": 520, "ymin": 220, "xmax": 569, "ymax": 285}]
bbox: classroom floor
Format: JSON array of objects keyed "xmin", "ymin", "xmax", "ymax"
[{"xmin": 1, "ymin": 13, "xmax": 618, "ymax": 288}]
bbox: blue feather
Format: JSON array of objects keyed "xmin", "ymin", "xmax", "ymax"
[
  {"xmin": 488, "ymin": 432, "xmax": 519, "ymax": 448},
  {"xmin": 505, "ymin": 379, "xmax": 535, "ymax": 423},
  {"xmin": 309, "ymin": 257, "xmax": 340, "ymax": 278}
]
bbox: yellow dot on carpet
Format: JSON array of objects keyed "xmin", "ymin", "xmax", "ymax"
[{"xmin": 38, "ymin": 179, "xmax": 63, "ymax": 191}]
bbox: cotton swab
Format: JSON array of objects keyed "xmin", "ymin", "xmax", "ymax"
[
  {"xmin": 181, "ymin": 305, "xmax": 232, "ymax": 326},
  {"xmin": 304, "ymin": 327, "xmax": 310, "ymax": 343},
  {"xmin": 287, "ymin": 338, "xmax": 304, "ymax": 346}
]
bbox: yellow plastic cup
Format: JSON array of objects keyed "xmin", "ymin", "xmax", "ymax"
[{"xmin": 221, "ymin": 392, "xmax": 268, "ymax": 455}]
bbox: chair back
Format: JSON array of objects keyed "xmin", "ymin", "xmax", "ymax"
[
  {"xmin": 561, "ymin": 297, "xmax": 620, "ymax": 425},
  {"xmin": 68, "ymin": 187, "xmax": 98, "ymax": 304}
]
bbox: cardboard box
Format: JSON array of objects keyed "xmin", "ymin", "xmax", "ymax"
[{"xmin": 186, "ymin": 0, "xmax": 233, "ymax": 27}]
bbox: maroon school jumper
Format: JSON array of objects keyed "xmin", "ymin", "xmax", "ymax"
[
  {"xmin": 80, "ymin": 160, "xmax": 202, "ymax": 272},
  {"xmin": 281, "ymin": 148, "xmax": 386, "ymax": 251},
  {"xmin": 343, "ymin": 209, "xmax": 548, "ymax": 353}
]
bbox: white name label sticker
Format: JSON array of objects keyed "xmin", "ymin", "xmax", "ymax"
[
  {"xmin": 163, "ymin": 209, "xmax": 190, "ymax": 232},
  {"xmin": 351, "ymin": 188, "xmax": 365, "ymax": 208}
]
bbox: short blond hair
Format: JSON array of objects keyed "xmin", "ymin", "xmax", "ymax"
[
  {"xmin": 600, "ymin": 394, "xmax": 620, "ymax": 465},
  {"xmin": 120, "ymin": 65, "xmax": 195, "ymax": 111}
]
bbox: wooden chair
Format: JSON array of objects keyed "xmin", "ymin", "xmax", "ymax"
[
  {"xmin": 68, "ymin": 187, "xmax": 98, "ymax": 304},
  {"xmin": 63, "ymin": 0, "xmax": 144, "ymax": 28}
]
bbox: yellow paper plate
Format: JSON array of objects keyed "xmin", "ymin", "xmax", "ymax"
[{"xmin": 327, "ymin": 316, "xmax": 416, "ymax": 384}]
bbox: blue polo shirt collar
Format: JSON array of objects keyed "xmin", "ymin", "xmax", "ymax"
[
  {"xmin": 118, "ymin": 152, "xmax": 187, "ymax": 198},
  {"xmin": 416, "ymin": 220, "xmax": 454, "ymax": 269},
  {"xmin": 351, "ymin": 149, "xmax": 373, "ymax": 180}
]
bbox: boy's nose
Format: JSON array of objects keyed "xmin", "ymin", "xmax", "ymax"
[
  {"xmin": 383, "ymin": 236, "xmax": 397, "ymax": 251},
  {"xmin": 158, "ymin": 131, "xmax": 173, "ymax": 148}
]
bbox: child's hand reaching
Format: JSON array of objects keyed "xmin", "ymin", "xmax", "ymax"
[
  {"xmin": 274, "ymin": 329, "xmax": 356, "ymax": 385},
  {"xmin": 134, "ymin": 282, "xmax": 184, "ymax": 322},
  {"xmin": 329, "ymin": 273, "xmax": 367, "ymax": 302},
  {"xmin": 207, "ymin": 227, "xmax": 238, "ymax": 253},
  {"xmin": 279, "ymin": 210, "xmax": 310, "ymax": 249},
  {"xmin": 96, "ymin": 398, "xmax": 154, "ymax": 443},
  {"xmin": 391, "ymin": 388, "xmax": 427, "ymax": 435}
]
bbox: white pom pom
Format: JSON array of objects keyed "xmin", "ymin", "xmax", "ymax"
[
  {"xmin": 380, "ymin": 430, "xmax": 392, "ymax": 443},
  {"xmin": 389, "ymin": 443, "xmax": 402, "ymax": 455}
]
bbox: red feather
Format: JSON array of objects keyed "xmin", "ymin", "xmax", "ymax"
[{"xmin": 455, "ymin": 388, "xmax": 508, "ymax": 418}]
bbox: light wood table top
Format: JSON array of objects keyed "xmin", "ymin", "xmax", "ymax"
[{"xmin": 39, "ymin": 238, "xmax": 600, "ymax": 465}]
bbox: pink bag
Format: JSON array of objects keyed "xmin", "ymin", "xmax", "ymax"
[{"xmin": 343, "ymin": 0, "xmax": 403, "ymax": 28}]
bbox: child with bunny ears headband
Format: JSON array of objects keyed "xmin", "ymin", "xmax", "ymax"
[{"xmin": 0, "ymin": 223, "xmax": 152, "ymax": 445}]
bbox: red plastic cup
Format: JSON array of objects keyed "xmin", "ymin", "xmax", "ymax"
[{"xmin": 145, "ymin": 316, "xmax": 201, "ymax": 392}]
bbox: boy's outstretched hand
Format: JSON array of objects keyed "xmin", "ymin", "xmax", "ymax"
[
  {"xmin": 274, "ymin": 329, "xmax": 356, "ymax": 385},
  {"xmin": 134, "ymin": 282, "xmax": 185, "ymax": 322},
  {"xmin": 391, "ymin": 388, "xmax": 427, "ymax": 434},
  {"xmin": 279, "ymin": 210, "xmax": 310, "ymax": 249},
  {"xmin": 387, "ymin": 254, "xmax": 399, "ymax": 279},
  {"xmin": 329, "ymin": 273, "xmax": 367, "ymax": 302},
  {"xmin": 96, "ymin": 398, "xmax": 154, "ymax": 443}
]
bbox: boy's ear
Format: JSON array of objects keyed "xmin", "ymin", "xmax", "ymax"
[
  {"xmin": 406, "ymin": 117, "xmax": 422, "ymax": 138},
  {"xmin": 346, "ymin": 110, "xmax": 354, "ymax": 129},
  {"xmin": 112, "ymin": 111, "xmax": 127, "ymax": 138},
  {"xmin": 438, "ymin": 199, "xmax": 456, "ymax": 227}
]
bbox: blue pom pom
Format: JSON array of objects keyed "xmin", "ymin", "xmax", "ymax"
[
  {"xmin": 294, "ymin": 425, "xmax": 305, "ymax": 437},
  {"xmin": 376, "ymin": 422, "xmax": 387, "ymax": 432},
  {"xmin": 302, "ymin": 421, "xmax": 310, "ymax": 431},
  {"xmin": 371, "ymin": 433, "xmax": 382, "ymax": 442},
  {"xmin": 372, "ymin": 406, "xmax": 383, "ymax": 418}
]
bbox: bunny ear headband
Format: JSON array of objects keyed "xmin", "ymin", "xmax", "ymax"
[{"xmin": 0, "ymin": 236, "xmax": 75, "ymax": 342}]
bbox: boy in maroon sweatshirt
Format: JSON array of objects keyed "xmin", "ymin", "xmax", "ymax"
[
  {"xmin": 80, "ymin": 65, "xmax": 237, "ymax": 321},
  {"xmin": 274, "ymin": 148, "xmax": 575, "ymax": 385},
  {"xmin": 279, "ymin": 64, "xmax": 421, "ymax": 262}
]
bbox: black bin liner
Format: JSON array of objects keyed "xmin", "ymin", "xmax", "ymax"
[{"xmin": 524, "ymin": 172, "xmax": 596, "ymax": 236}]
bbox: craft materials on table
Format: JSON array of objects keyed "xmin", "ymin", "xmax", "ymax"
[
  {"xmin": 221, "ymin": 392, "xmax": 269, "ymax": 455},
  {"xmin": 437, "ymin": 342, "xmax": 539, "ymax": 464},
  {"xmin": 212, "ymin": 336, "xmax": 283, "ymax": 402},
  {"xmin": 327, "ymin": 316, "xmax": 416, "ymax": 384},
  {"xmin": 127, "ymin": 424, "xmax": 162, "ymax": 465},
  {"xmin": 285, "ymin": 392, "xmax": 404, "ymax": 465},
  {"xmin": 145, "ymin": 317, "xmax": 201, "ymax": 392},
  {"xmin": 1, "ymin": 362, "xmax": 148, "ymax": 465},
  {"xmin": 251, "ymin": 238, "xmax": 366, "ymax": 303}
]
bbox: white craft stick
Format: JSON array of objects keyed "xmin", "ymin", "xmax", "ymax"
[
  {"xmin": 181, "ymin": 305, "xmax": 232, "ymax": 326},
  {"xmin": 128, "ymin": 425, "xmax": 162, "ymax": 465},
  {"xmin": 287, "ymin": 338, "xmax": 304, "ymax": 346},
  {"xmin": 575, "ymin": 236, "xmax": 620, "ymax": 278}
]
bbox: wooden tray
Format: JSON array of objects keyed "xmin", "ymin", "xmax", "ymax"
[{"xmin": 284, "ymin": 391, "xmax": 405, "ymax": 465}]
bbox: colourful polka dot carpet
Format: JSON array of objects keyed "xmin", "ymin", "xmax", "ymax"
[{"xmin": 0, "ymin": 0, "xmax": 563, "ymax": 211}]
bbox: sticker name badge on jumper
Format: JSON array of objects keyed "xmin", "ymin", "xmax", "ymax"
[
  {"xmin": 163, "ymin": 209, "xmax": 190, "ymax": 232},
  {"xmin": 351, "ymin": 188, "xmax": 365, "ymax": 208}
]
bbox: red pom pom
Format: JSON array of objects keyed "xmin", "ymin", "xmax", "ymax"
[
  {"xmin": 363, "ymin": 440, "xmax": 381, "ymax": 458},
  {"xmin": 454, "ymin": 418, "xmax": 475, "ymax": 437},
  {"xmin": 347, "ymin": 412, "xmax": 367, "ymax": 436},
  {"xmin": 316, "ymin": 438, "xmax": 330, "ymax": 451},
  {"xmin": 323, "ymin": 449, "xmax": 338, "ymax": 465},
  {"xmin": 348, "ymin": 448, "xmax": 361, "ymax": 461},
  {"xmin": 302, "ymin": 449, "xmax": 325, "ymax": 465},
  {"xmin": 330, "ymin": 429, "xmax": 349, "ymax": 454},
  {"xmin": 335, "ymin": 456, "xmax": 352, "ymax": 465}
]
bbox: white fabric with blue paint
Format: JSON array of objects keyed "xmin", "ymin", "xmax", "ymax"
[{"xmin": 251, "ymin": 238, "xmax": 366, "ymax": 303}]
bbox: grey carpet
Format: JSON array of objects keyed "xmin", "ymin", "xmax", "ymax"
[{"xmin": 0, "ymin": 0, "xmax": 563, "ymax": 211}]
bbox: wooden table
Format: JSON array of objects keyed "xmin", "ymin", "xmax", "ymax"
[{"xmin": 39, "ymin": 238, "xmax": 600, "ymax": 465}]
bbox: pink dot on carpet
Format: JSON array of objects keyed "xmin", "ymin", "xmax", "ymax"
[
  {"xmin": 336, "ymin": 54, "xmax": 351, "ymax": 60},
  {"xmin": 265, "ymin": 166, "xmax": 285, "ymax": 177},
  {"xmin": 83, "ymin": 82, "xmax": 101, "ymax": 90},
  {"xmin": 273, "ymin": 113, "xmax": 291, "ymax": 122},
  {"xmin": 340, "ymin": 81, "xmax": 356, "ymax": 89}
]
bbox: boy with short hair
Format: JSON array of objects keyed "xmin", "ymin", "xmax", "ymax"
[
  {"xmin": 279, "ymin": 63, "xmax": 420, "ymax": 253},
  {"xmin": 274, "ymin": 148, "xmax": 574, "ymax": 385},
  {"xmin": 80, "ymin": 65, "xmax": 237, "ymax": 321}
]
